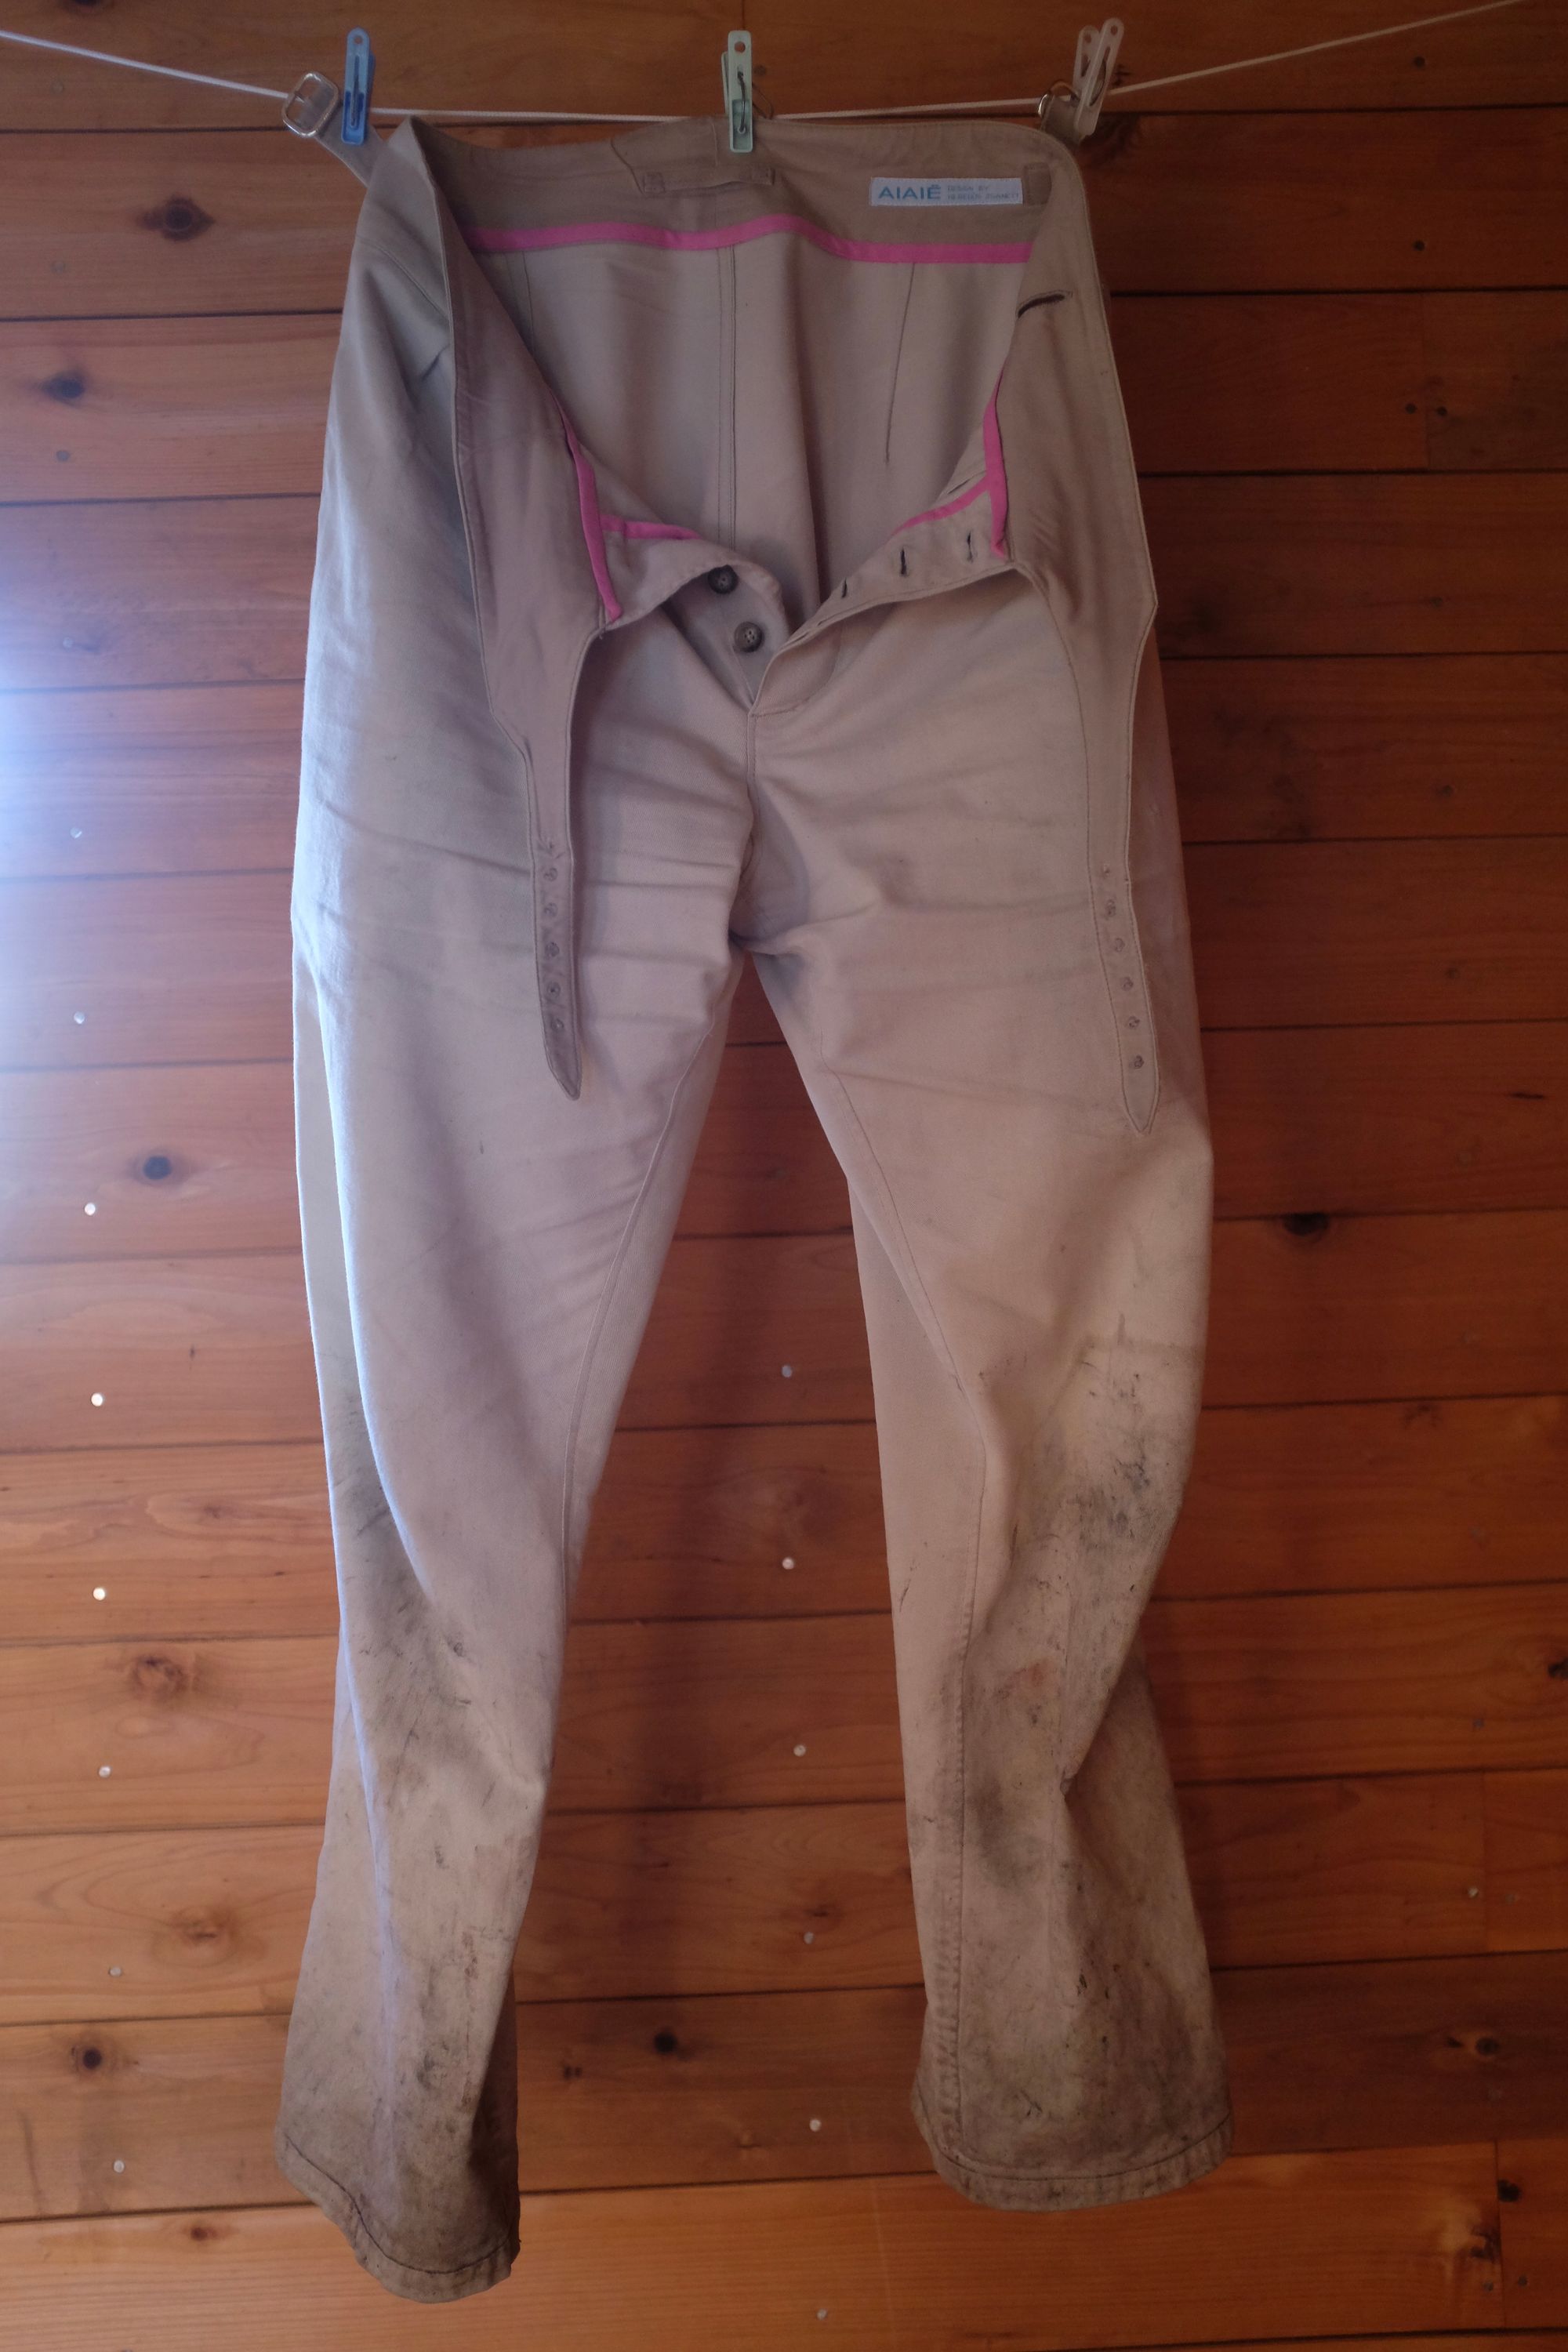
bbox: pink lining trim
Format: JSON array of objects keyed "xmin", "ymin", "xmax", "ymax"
[
  {"xmin": 982, "ymin": 384, "xmax": 1009, "ymax": 557},
  {"xmin": 599, "ymin": 515, "xmax": 702, "ymax": 543},
  {"xmin": 891, "ymin": 382, "xmax": 1009, "ymax": 552},
  {"xmin": 891, "ymin": 476, "xmax": 986, "ymax": 536},
  {"xmin": 559, "ymin": 411, "xmax": 622, "ymax": 621},
  {"xmin": 468, "ymin": 215, "xmax": 1034, "ymax": 267}
]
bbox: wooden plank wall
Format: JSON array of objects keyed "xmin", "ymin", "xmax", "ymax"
[{"xmin": 1, "ymin": 2, "xmax": 1566, "ymax": 2343}]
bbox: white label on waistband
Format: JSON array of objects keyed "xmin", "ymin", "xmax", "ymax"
[{"xmin": 869, "ymin": 176, "xmax": 1025, "ymax": 207}]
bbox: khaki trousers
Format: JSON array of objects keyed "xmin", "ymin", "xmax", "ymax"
[{"xmin": 276, "ymin": 106, "xmax": 1232, "ymax": 2303}]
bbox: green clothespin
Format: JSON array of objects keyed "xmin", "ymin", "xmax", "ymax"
[{"xmin": 722, "ymin": 31, "xmax": 753, "ymax": 152}]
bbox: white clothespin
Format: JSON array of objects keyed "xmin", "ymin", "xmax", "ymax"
[
  {"xmin": 1040, "ymin": 19, "xmax": 1124, "ymax": 143},
  {"xmin": 722, "ymin": 30, "xmax": 754, "ymax": 152}
]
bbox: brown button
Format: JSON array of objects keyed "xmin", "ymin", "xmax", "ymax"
[
  {"xmin": 733, "ymin": 620, "xmax": 765, "ymax": 654},
  {"xmin": 707, "ymin": 565, "xmax": 739, "ymax": 594}
]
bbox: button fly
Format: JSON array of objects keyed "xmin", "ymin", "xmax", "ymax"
[
  {"xmin": 733, "ymin": 620, "xmax": 765, "ymax": 653},
  {"xmin": 706, "ymin": 565, "xmax": 739, "ymax": 594}
]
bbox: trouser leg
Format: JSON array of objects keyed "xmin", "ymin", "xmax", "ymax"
[
  {"xmin": 277, "ymin": 625, "xmax": 749, "ymax": 2299},
  {"xmin": 750, "ymin": 590, "xmax": 1232, "ymax": 2207}
]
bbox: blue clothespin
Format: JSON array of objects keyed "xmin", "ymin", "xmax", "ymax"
[
  {"xmin": 342, "ymin": 27, "xmax": 374, "ymax": 144},
  {"xmin": 721, "ymin": 31, "xmax": 753, "ymax": 154}
]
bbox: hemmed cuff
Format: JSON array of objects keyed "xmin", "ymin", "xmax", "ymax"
[
  {"xmin": 274, "ymin": 2123, "xmax": 519, "ymax": 2304},
  {"xmin": 909, "ymin": 2082, "xmax": 1235, "ymax": 2212}
]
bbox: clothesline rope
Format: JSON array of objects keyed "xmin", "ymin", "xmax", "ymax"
[{"xmin": 0, "ymin": 0, "xmax": 1537, "ymax": 126}]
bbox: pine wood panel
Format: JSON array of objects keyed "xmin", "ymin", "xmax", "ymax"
[
  {"xmin": 1200, "ymin": 1024, "xmax": 1568, "ymax": 1218},
  {"xmin": 752, "ymin": 2, "xmax": 1568, "ymax": 115},
  {"xmin": 1202, "ymin": 1210, "xmax": 1568, "ymax": 1411},
  {"xmin": 3, "ymin": 1392, "xmax": 1564, "ymax": 1645},
  {"xmin": 1115, "ymin": 292, "xmax": 1430, "ymax": 474},
  {"xmin": 3, "ymin": 113, "xmax": 1564, "ymax": 320},
  {"xmin": 0, "ymin": 132, "xmax": 363, "ymax": 320},
  {"xmin": 1146, "ymin": 476, "xmax": 1568, "ymax": 659},
  {"xmin": 0, "ymin": 1210, "xmax": 1563, "ymax": 1453},
  {"xmin": 0, "ymin": 684, "xmax": 301, "ymax": 880},
  {"xmin": 0, "ymin": 499, "xmax": 316, "ymax": 695},
  {"xmin": 5, "ymin": 1584, "xmax": 1567, "ymax": 1833},
  {"xmin": 0, "ymin": 2, "xmax": 733, "ymax": 133},
  {"xmin": 0, "ymin": 2145, "xmax": 1504, "ymax": 2350},
  {"xmin": 1498, "ymin": 2137, "xmax": 1568, "ymax": 2323},
  {"xmin": 1189, "ymin": 847, "xmax": 1568, "ymax": 1030},
  {"xmin": 0, "ymin": 1064, "xmax": 301, "ymax": 1262},
  {"xmin": 1485, "ymin": 1771, "xmax": 1568, "ymax": 1955},
  {"xmin": 4, "ymin": 477, "xmax": 1565, "ymax": 696},
  {"xmin": 0, "ymin": 314, "xmax": 336, "ymax": 503},
  {"xmin": 1421, "ymin": 291, "xmax": 1568, "ymax": 471},
  {"xmin": 1164, "ymin": 656, "xmax": 1568, "ymax": 843},
  {"xmin": 3, "ymin": 659, "xmax": 1561, "ymax": 891},
  {"xmin": 1080, "ymin": 108, "xmax": 1568, "ymax": 295},
  {"xmin": 1, "ymin": 1018, "xmax": 1563, "ymax": 1269},
  {"xmin": 1174, "ymin": 1394, "xmax": 1568, "ymax": 1604},
  {"xmin": 0, "ymin": 1766, "xmax": 1534, "ymax": 2027},
  {"xmin": 0, "ymin": 0, "xmax": 1560, "ymax": 129},
  {"xmin": 5, "ymin": 841, "xmax": 1564, "ymax": 1076},
  {"xmin": 0, "ymin": 873, "xmax": 294, "ymax": 1070},
  {"xmin": 4, "ymin": 1950, "xmax": 1564, "ymax": 2221}
]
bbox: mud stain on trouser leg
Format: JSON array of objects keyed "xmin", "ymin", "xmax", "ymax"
[{"xmin": 946, "ymin": 1322, "xmax": 1229, "ymax": 2184}]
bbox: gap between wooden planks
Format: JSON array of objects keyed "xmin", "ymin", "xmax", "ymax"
[
  {"xmin": 0, "ymin": 113, "xmax": 1564, "ymax": 318},
  {"xmin": 2, "ymin": 1950, "xmax": 1566, "ymax": 2216},
  {"xmin": 2, "ymin": 1582, "xmax": 1568, "ymax": 1832},
  {"xmin": 0, "ymin": 2143, "xmax": 1531, "ymax": 2348},
  {"xmin": 0, "ymin": 1397, "xmax": 1565, "ymax": 1641},
  {"xmin": 0, "ymin": 1766, "xmax": 1563, "ymax": 2026},
  {"xmin": 2, "ymin": 292, "xmax": 1566, "ymax": 499},
  {"xmin": 2, "ymin": 477, "xmax": 1567, "ymax": 695},
  {"xmin": 0, "ymin": 1212, "xmax": 1565, "ymax": 1451}
]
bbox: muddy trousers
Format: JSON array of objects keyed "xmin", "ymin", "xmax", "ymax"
[{"xmin": 274, "ymin": 108, "xmax": 1233, "ymax": 2301}]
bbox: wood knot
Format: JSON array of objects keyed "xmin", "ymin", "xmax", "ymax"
[
  {"xmin": 140, "ymin": 1152, "xmax": 176, "ymax": 1181},
  {"xmin": 44, "ymin": 370, "xmax": 85, "ymax": 404},
  {"xmin": 168, "ymin": 1908, "xmax": 230, "ymax": 1953},
  {"xmin": 1080, "ymin": 112, "xmax": 1141, "ymax": 168},
  {"xmin": 143, "ymin": 195, "xmax": 214, "ymax": 242},
  {"xmin": 652, "ymin": 2029, "xmax": 681, "ymax": 2056},
  {"xmin": 1281, "ymin": 1210, "xmax": 1331, "ymax": 1240},
  {"xmin": 73, "ymin": 2041, "xmax": 106, "ymax": 2072},
  {"xmin": 129, "ymin": 1652, "xmax": 189, "ymax": 1699}
]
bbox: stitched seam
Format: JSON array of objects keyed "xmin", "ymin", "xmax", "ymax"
[
  {"xmin": 557, "ymin": 977, "xmax": 738, "ymax": 1611},
  {"xmin": 926, "ymin": 2108, "xmax": 1233, "ymax": 2185},
  {"xmin": 278, "ymin": 2128, "xmax": 514, "ymax": 2281},
  {"xmin": 1026, "ymin": 570, "xmax": 1159, "ymax": 1139},
  {"xmin": 354, "ymin": 236, "xmax": 451, "ymax": 328}
]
